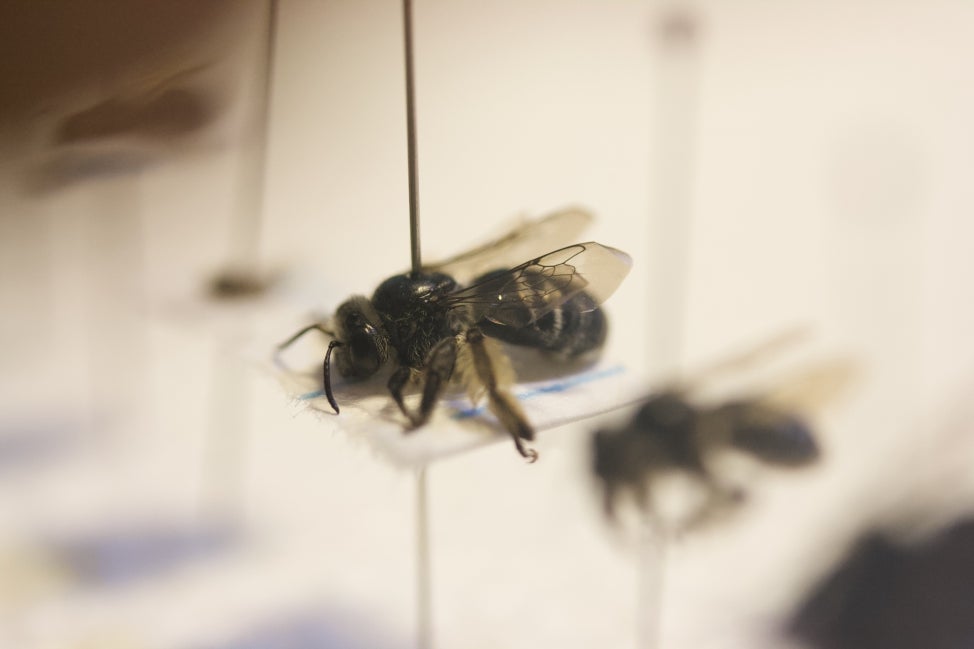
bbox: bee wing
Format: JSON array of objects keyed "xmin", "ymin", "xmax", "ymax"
[
  {"xmin": 760, "ymin": 359, "xmax": 859, "ymax": 415},
  {"xmin": 693, "ymin": 357, "xmax": 856, "ymax": 450},
  {"xmin": 422, "ymin": 207, "xmax": 594, "ymax": 284},
  {"xmin": 442, "ymin": 242, "xmax": 632, "ymax": 327},
  {"xmin": 678, "ymin": 327, "xmax": 814, "ymax": 394}
]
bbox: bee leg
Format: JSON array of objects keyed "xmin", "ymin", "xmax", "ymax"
[
  {"xmin": 388, "ymin": 366, "xmax": 417, "ymax": 425},
  {"xmin": 462, "ymin": 327, "xmax": 538, "ymax": 463},
  {"xmin": 601, "ymin": 482, "xmax": 619, "ymax": 520},
  {"xmin": 677, "ymin": 477, "xmax": 746, "ymax": 533},
  {"xmin": 387, "ymin": 337, "xmax": 458, "ymax": 429},
  {"xmin": 414, "ymin": 337, "xmax": 458, "ymax": 427}
]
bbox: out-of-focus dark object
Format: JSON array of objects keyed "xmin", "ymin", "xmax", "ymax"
[
  {"xmin": 0, "ymin": 1, "xmax": 241, "ymax": 125},
  {"xmin": 593, "ymin": 389, "xmax": 818, "ymax": 527},
  {"xmin": 592, "ymin": 331, "xmax": 854, "ymax": 530},
  {"xmin": 656, "ymin": 7, "xmax": 698, "ymax": 45},
  {"xmin": 789, "ymin": 518, "xmax": 974, "ymax": 649},
  {"xmin": 55, "ymin": 72, "xmax": 214, "ymax": 143},
  {"xmin": 208, "ymin": 267, "xmax": 278, "ymax": 300},
  {"xmin": 23, "ymin": 63, "xmax": 218, "ymax": 194}
]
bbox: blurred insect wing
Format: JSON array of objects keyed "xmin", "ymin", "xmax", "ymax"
[{"xmin": 763, "ymin": 359, "xmax": 859, "ymax": 415}]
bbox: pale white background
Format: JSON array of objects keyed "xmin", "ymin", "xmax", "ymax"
[{"xmin": 2, "ymin": 1, "xmax": 974, "ymax": 648}]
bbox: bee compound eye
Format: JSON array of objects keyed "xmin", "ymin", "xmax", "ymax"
[
  {"xmin": 341, "ymin": 333, "xmax": 381, "ymax": 378},
  {"xmin": 344, "ymin": 311, "xmax": 364, "ymax": 330}
]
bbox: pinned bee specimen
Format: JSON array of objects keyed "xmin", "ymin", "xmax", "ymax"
[
  {"xmin": 279, "ymin": 209, "xmax": 631, "ymax": 462},
  {"xmin": 593, "ymin": 338, "xmax": 854, "ymax": 528}
]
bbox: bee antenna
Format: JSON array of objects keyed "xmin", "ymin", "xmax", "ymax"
[
  {"xmin": 324, "ymin": 340, "xmax": 344, "ymax": 414},
  {"xmin": 277, "ymin": 323, "xmax": 335, "ymax": 351}
]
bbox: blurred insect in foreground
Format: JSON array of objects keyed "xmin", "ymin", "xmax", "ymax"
[
  {"xmin": 593, "ymin": 332, "xmax": 854, "ymax": 528},
  {"xmin": 279, "ymin": 209, "xmax": 631, "ymax": 462}
]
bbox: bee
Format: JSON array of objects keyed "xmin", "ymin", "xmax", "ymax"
[
  {"xmin": 279, "ymin": 208, "xmax": 632, "ymax": 462},
  {"xmin": 593, "ymin": 334, "xmax": 854, "ymax": 528}
]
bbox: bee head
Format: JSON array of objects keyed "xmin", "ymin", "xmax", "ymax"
[{"xmin": 332, "ymin": 296, "xmax": 390, "ymax": 380}]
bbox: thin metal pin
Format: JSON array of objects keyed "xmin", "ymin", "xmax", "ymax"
[
  {"xmin": 229, "ymin": 0, "xmax": 279, "ymax": 269},
  {"xmin": 416, "ymin": 467, "xmax": 431, "ymax": 649},
  {"xmin": 403, "ymin": 0, "xmax": 422, "ymax": 273},
  {"xmin": 403, "ymin": 4, "xmax": 430, "ymax": 646}
]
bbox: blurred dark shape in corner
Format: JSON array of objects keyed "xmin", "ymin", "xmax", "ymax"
[
  {"xmin": 789, "ymin": 518, "xmax": 974, "ymax": 649},
  {"xmin": 55, "ymin": 81, "xmax": 215, "ymax": 144},
  {"xmin": 27, "ymin": 64, "xmax": 218, "ymax": 192},
  {"xmin": 0, "ymin": 1, "xmax": 241, "ymax": 126},
  {"xmin": 2, "ymin": 1, "xmax": 250, "ymax": 195}
]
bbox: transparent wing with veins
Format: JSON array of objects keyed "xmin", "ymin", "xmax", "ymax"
[
  {"xmin": 441, "ymin": 242, "xmax": 632, "ymax": 328},
  {"xmin": 422, "ymin": 207, "xmax": 594, "ymax": 285}
]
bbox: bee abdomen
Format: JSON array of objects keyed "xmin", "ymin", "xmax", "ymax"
[{"xmin": 479, "ymin": 290, "xmax": 608, "ymax": 358}]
